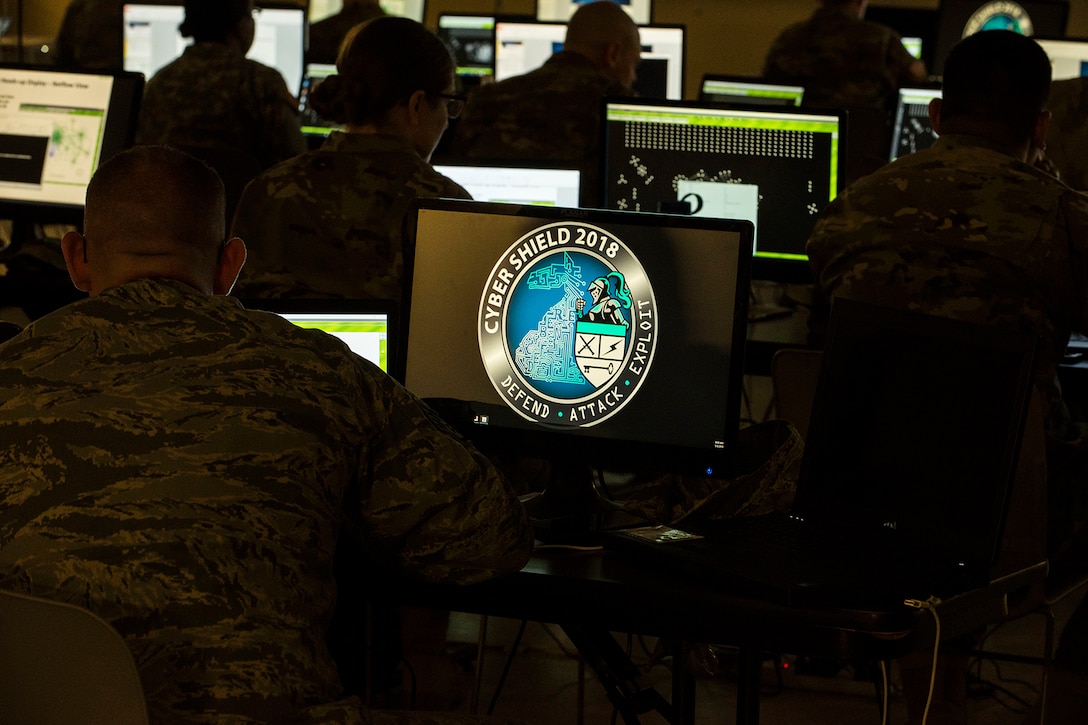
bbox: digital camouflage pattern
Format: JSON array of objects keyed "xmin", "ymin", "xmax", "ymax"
[
  {"xmin": 136, "ymin": 43, "xmax": 306, "ymax": 170},
  {"xmin": 807, "ymin": 134, "xmax": 1088, "ymax": 443},
  {"xmin": 308, "ymin": 3, "xmax": 386, "ymax": 65},
  {"xmin": 762, "ymin": 5, "xmax": 919, "ymax": 113},
  {"xmin": 0, "ymin": 279, "xmax": 533, "ymax": 723},
  {"xmin": 1046, "ymin": 77, "xmax": 1088, "ymax": 192},
  {"xmin": 450, "ymin": 51, "xmax": 631, "ymax": 205},
  {"xmin": 230, "ymin": 132, "xmax": 469, "ymax": 301},
  {"xmin": 55, "ymin": 0, "xmax": 124, "ymax": 70}
]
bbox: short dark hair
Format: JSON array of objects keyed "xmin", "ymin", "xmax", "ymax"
[
  {"xmin": 941, "ymin": 30, "xmax": 1051, "ymax": 142},
  {"xmin": 309, "ymin": 16, "xmax": 454, "ymax": 126},
  {"xmin": 180, "ymin": 0, "xmax": 251, "ymax": 43}
]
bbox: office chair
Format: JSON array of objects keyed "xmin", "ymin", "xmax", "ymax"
[{"xmin": 0, "ymin": 589, "xmax": 149, "ymax": 725}]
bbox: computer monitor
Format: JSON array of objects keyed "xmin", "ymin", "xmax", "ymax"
[
  {"xmin": 1036, "ymin": 37, "xmax": 1088, "ymax": 79},
  {"xmin": 863, "ymin": 6, "xmax": 939, "ymax": 68},
  {"xmin": 698, "ymin": 74, "xmax": 804, "ymax": 107},
  {"xmin": 601, "ymin": 99, "xmax": 846, "ymax": 283},
  {"xmin": 889, "ymin": 86, "xmax": 942, "ymax": 161},
  {"xmin": 437, "ymin": 14, "xmax": 496, "ymax": 87},
  {"xmin": 931, "ymin": 0, "xmax": 1070, "ymax": 74},
  {"xmin": 0, "ymin": 65, "xmax": 144, "ymax": 226},
  {"xmin": 536, "ymin": 0, "xmax": 653, "ymax": 25},
  {"xmin": 297, "ymin": 62, "xmax": 339, "ymax": 141},
  {"xmin": 309, "ymin": 0, "xmax": 425, "ymax": 22},
  {"xmin": 122, "ymin": 3, "xmax": 305, "ymax": 95},
  {"xmin": 492, "ymin": 20, "xmax": 684, "ymax": 100},
  {"xmin": 404, "ymin": 198, "xmax": 753, "ymax": 484},
  {"xmin": 901, "ymin": 36, "xmax": 924, "ymax": 59},
  {"xmin": 243, "ymin": 298, "xmax": 395, "ymax": 374},
  {"xmin": 433, "ymin": 163, "xmax": 582, "ymax": 207}
]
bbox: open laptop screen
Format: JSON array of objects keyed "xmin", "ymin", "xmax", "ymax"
[
  {"xmin": 0, "ymin": 65, "xmax": 143, "ymax": 225},
  {"xmin": 433, "ymin": 163, "xmax": 581, "ymax": 207},
  {"xmin": 122, "ymin": 3, "xmax": 305, "ymax": 95},
  {"xmin": 602, "ymin": 98, "xmax": 844, "ymax": 283},
  {"xmin": 405, "ymin": 199, "xmax": 752, "ymax": 477}
]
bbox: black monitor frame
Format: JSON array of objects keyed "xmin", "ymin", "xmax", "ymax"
[
  {"xmin": 599, "ymin": 97, "xmax": 848, "ymax": 285},
  {"xmin": 0, "ymin": 65, "xmax": 144, "ymax": 228},
  {"xmin": 402, "ymin": 198, "xmax": 753, "ymax": 481}
]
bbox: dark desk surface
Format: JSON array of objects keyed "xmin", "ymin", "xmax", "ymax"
[{"xmin": 386, "ymin": 544, "xmax": 1045, "ymax": 661}]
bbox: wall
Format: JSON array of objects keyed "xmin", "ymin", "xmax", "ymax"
[{"xmin": 26, "ymin": 0, "xmax": 1088, "ymax": 101}]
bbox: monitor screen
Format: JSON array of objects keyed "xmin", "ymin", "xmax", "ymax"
[
  {"xmin": 901, "ymin": 36, "xmax": 924, "ymax": 59},
  {"xmin": 699, "ymin": 74, "xmax": 804, "ymax": 107},
  {"xmin": 536, "ymin": 0, "xmax": 652, "ymax": 25},
  {"xmin": 122, "ymin": 3, "xmax": 305, "ymax": 96},
  {"xmin": 297, "ymin": 62, "xmax": 339, "ymax": 139},
  {"xmin": 493, "ymin": 20, "xmax": 684, "ymax": 100},
  {"xmin": 309, "ymin": 0, "xmax": 425, "ymax": 22},
  {"xmin": 931, "ymin": 0, "xmax": 1070, "ymax": 74},
  {"xmin": 601, "ymin": 99, "xmax": 845, "ymax": 283},
  {"xmin": 437, "ymin": 14, "xmax": 496, "ymax": 84},
  {"xmin": 889, "ymin": 86, "xmax": 941, "ymax": 161},
  {"xmin": 244, "ymin": 298, "xmax": 395, "ymax": 373},
  {"xmin": 433, "ymin": 163, "xmax": 582, "ymax": 207},
  {"xmin": 1036, "ymin": 36, "xmax": 1088, "ymax": 79},
  {"xmin": 404, "ymin": 199, "xmax": 753, "ymax": 478},
  {"xmin": 0, "ymin": 65, "xmax": 144, "ymax": 225}
]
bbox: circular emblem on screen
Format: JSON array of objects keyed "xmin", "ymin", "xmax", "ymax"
[
  {"xmin": 964, "ymin": 1, "xmax": 1033, "ymax": 37},
  {"xmin": 479, "ymin": 221, "xmax": 658, "ymax": 428}
]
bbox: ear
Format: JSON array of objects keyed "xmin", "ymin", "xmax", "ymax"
[
  {"xmin": 60, "ymin": 230, "xmax": 92, "ymax": 292},
  {"xmin": 928, "ymin": 97, "xmax": 942, "ymax": 134},
  {"xmin": 600, "ymin": 41, "xmax": 621, "ymax": 72},
  {"xmin": 214, "ymin": 237, "xmax": 247, "ymax": 295},
  {"xmin": 405, "ymin": 89, "xmax": 429, "ymax": 126}
]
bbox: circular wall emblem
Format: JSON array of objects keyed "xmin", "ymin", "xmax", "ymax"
[
  {"xmin": 478, "ymin": 221, "xmax": 658, "ymax": 428},
  {"xmin": 964, "ymin": 1, "xmax": 1034, "ymax": 37}
]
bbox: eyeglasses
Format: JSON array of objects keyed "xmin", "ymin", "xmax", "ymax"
[{"xmin": 435, "ymin": 93, "xmax": 467, "ymax": 119}]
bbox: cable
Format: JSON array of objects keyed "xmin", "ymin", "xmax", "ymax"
[
  {"xmin": 904, "ymin": 596, "xmax": 943, "ymax": 725},
  {"xmin": 879, "ymin": 660, "xmax": 889, "ymax": 725}
]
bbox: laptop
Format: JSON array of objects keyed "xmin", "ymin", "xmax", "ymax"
[
  {"xmin": 604, "ymin": 298, "xmax": 1038, "ymax": 609},
  {"xmin": 242, "ymin": 298, "xmax": 396, "ymax": 375}
]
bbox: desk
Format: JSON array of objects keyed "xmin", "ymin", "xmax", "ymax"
[{"xmin": 380, "ymin": 545, "xmax": 1047, "ymax": 724}]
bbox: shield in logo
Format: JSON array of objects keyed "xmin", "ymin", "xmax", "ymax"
[{"xmin": 574, "ymin": 320, "xmax": 627, "ymax": 388}]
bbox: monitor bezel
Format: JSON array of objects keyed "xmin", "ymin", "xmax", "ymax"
[
  {"xmin": 402, "ymin": 198, "xmax": 754, "ymax": 479},
  {"xmin": 0, "ymin": 65, "xmax": 144, "ymax": 228},
  {"xmin": 598, "ymin": 96, "xmax": 849, "ymax": 285}
]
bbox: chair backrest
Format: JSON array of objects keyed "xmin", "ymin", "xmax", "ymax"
[
  {"xmin": 770, "ymin": 347, "xmax": 823, "ymax": 440},
  {"xmin": 0, "ymin": 589, "xmax": 149, "ymax": 725}
]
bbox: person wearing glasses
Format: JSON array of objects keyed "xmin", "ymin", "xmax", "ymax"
[{"xmin": 230, "ymin": 16, "xmax": 470, "ymax": 304}]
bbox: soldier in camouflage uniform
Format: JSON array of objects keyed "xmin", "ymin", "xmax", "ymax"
[
  {"xmin": 1045, "ymin": 77, "xmax": 1088, "ymax": 192},
  {"xmin": 448, "ymin": 1, "xmax": 642, "ymax": 208},
  {"xmin": 763, "ymin": 0, "xmax": 927, "ymax": 182},
  {"xmin": 807, "ymin": 31, "xmax": 1088, "ymax": 725},
  {"xmin": 136, "ymin": 0, "xmax": 305, "ymax": 173},
  {"xmin": 55, "ymin": 0, "xmax": 124, "ymax": 70},
  {"xmin": 230, "ymin": 17, "xmax": 468, "ymax": 303},
  {"xmin": 0, "ymin": 144, "xmax": 533, "ymax": 723},
  {"xmin": 308, "ymin": 0, "xmax": 385, "ymax": 65}
]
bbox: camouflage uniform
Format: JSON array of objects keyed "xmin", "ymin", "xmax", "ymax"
[
  {"xmin": 449, "ymin": 51, "xmax": 631, "ymax": 206},
  {"xmin": 762, "ymin": 5, "xmax": 920, "ymax": 113},
  {"xmin": 308, "ymin": 3, "xmax": 386, "ymax": 65},
  {"xmin": 230, "ymin": 131, "xmax": 470, "ymax": 301},
  {"xmin": 55, "ymin": 0, "xmax": 124, "ymax": 70},
  {"xmin": 0, "ymin": 278, "xmax": 533, "ymax": 723},
  {"xmin": 808, "ymin": 134, "xmax": 1088, "ymax": 442},
  {"xmin": 136, "ymin": 43, "xmax": 306, "ymax": 171},
  {"xmin": 1046, "ymin": 77, "xmax": 1088, "ymax": 192}
]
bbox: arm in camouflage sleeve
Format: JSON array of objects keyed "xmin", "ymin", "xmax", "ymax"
[{"xmin": 353, "ymin": 365, "xmax": 534, "ymax": 585}]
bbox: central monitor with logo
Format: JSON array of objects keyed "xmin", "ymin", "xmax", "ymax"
[{"xmin": 404, "ymin": 199, "xmax": 752, "ymax": 484}]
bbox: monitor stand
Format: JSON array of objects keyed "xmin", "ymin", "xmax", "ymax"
[{"xmin": 520, "ymin": 461, "xmax": 626, "ymax": 543}]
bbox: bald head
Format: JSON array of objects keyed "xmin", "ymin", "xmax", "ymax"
[
  {"xmin": 63, "ymin": 145, "xmax": 246, "ymax": 296},
  {"xmin": 564, "ymin": 1, "xmax": 641, "ymax": 89}
]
